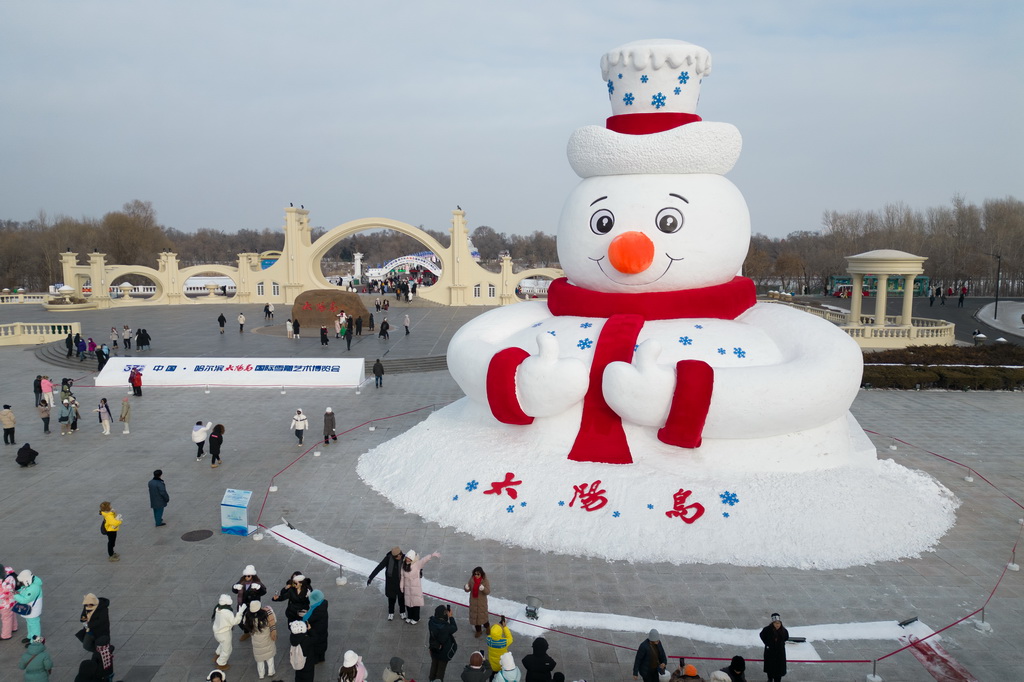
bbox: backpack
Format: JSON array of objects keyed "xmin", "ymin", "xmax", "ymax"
[{"xmin": 290, "ymin": 643, "xmax": 307, "ymax": 670}]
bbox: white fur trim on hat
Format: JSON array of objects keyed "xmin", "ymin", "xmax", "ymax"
[
  {"xmin": 500, "ymin": 652, "xmax": 516, "ymax": 671},
  {"xmin": 218, "ymin": 594, "xmax": 233, "ymax": 606},
  {"xmin": 206, "ymin": 670, "xmax": 226, "ymax": 681},
  {"xmin": 243, "ymin": 565, "xmax": 256, "ymax": 576},
  {"xmin": 290, "ymin": 620, "xmax": 308, "ymax": 634},
  {"xmin": 343, "ymin": 650, "xmax": 360, "ymax": 667},
  {"xmin": 567, "ymin": 121, "xmax": 741, "ymax": 178}
]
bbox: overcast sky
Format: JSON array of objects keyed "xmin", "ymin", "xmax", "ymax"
[{"xmin": 2, "ymin": 1, "xmax": 1021, "ymax": 240}]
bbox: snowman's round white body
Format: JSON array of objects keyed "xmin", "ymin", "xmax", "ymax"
[{"xmin": 358, "ymin": 39, "xmax": 956, "ymax": 568}]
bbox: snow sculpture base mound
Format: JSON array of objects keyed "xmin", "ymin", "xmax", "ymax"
[{"xmin": 358, "ymin": 400, "xmax": 958, "ymax": 569}]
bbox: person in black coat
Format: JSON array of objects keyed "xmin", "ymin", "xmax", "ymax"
[
  {"xmin": 428, "ymin": 604, "xmax": 458, "ymax": 682},
  {"xmin": 522, "ymin": 636, "xmax": 557, "ymax": 682},
  {"xmin": 77, "ymin": 594, "xmax": 111, "ymax": 649},
  {"xmin": 304, "ymin": 589, "xmax": 329, "ymax": 663},
  {"xmin": 272, "ymin": 572, "xmax": 311, "ymax": 623},
  {"xmin": 759, "ymin": 614, "xmax": 788, "ymax": 682},
  {"xmin": 367, "ymin": 547, "xmax": 405, "ymax": 619},
  {"xmin": 289, "ymin": 621, "xmax": 317, "ymax": 682},
  {"xmin": 719, "ymin": 655, "xmax": 747, "ymax": 682},
  {"xmin": 16, "ymin": 443, "xmax": 38, "ymax": 467},
  {"xmin": 633, "ymin": 630, "xmax": 667, "ymax": 682}
]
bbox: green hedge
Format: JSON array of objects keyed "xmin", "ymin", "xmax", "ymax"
[{"xmin": 862, "ymin": 364, "xmax": 1024, "ymax": 391}]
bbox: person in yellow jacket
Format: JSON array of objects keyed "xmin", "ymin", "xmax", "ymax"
[
  {"xmin": 99, "ymin": 502, "xmax": 123, "ymax": 562},
  {"xmin": 486, "ymin": 616, "xmax": 513, "ymax": 672}
]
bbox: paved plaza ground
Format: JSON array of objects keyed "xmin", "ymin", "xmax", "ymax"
[{"xmin": 0, "ymin": 296, "xmax": 1022, "ymax": 681}]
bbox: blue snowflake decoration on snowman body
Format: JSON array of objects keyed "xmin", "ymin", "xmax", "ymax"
[
  {"xmin": 678, "ymin": 336, "xmax": 693, "ymax": 346},
  {"xmin": 506, "ymin": 505, "xmax": 515, "ymax": 513},
  {"xmin": 717, "ymin": 347, "xmax": 727, "ymax": 355},
  {"xmin": 651, "ymin": 92, "xmax": 667, "ymax": 109},
  {"xmin": 733, "ymin": 347, "xmax": 746, "ymax": 358},
  {"xmin": 623, "ymin": 92, "xmax": 635, "ymax": 106},
  {"xmin": 465, "ymin": 480, "xmax": 479, "ymax": 492},
  {"xmin": 577, "ymin": 338, "xmax": 594, "ymax": 350},
  {"xmin": 580, "ymin": 322, "xmax": 593, "ymax": 329},
  {"xmin": 612, "ymin": 511, "xmax": 621, "ymax": 518},
  {"xmin": 720, "ymin": 490, "xmax": 740, "ymax": 506}
]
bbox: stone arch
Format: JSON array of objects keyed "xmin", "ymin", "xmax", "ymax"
[
  {"xmin": 178, "ymin": 264, "xmax": 242, "ymax": 303},
  {"xmin": 377, "ymin": 255, "xmax": 443, "ymax": 278},
  {"xmin": 513, "ymin": 267, "xmax": 563, "ymax": 298},
  {"xmin": 102, "ymin": 265, "xmax": 166, "ymax": 303}
]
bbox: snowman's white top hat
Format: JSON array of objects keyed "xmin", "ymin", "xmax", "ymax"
[{"xmin": 567, "ymin": 39, "xmax": 742, "ymax": 178}]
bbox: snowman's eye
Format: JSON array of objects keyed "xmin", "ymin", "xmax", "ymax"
[
  {"xmin": 590, "ymin": 209, "xmax": 615, "ymax": 235},
  {"xmin": 656, "ymin": 207, "xmax": 684, "ymax": 233}
]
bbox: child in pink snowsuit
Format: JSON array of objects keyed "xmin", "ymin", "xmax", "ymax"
[{"xmin": 0, "ymin": 565, "xmax": 18, "ymax": 640}]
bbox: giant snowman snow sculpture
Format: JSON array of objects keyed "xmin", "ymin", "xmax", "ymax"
[{"xmin": 358, "ymin": 39, "xmax": 956, "ymax": 568}]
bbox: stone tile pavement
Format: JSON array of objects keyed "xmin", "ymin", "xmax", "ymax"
[{"xmin": 0, "ymin": 299, "xmax": 1022, "ymax": 681}]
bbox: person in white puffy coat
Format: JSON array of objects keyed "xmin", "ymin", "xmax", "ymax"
[
  {"xmin": 290, "ymin": 409, "xmax": 309, "ymax": 446},
  {"xmin": 211, "ymin": 594, "xmax": 244, "ymax": 670}
]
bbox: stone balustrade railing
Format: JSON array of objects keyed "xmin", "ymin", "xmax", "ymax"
[
  {"xmin": 762, "ymin": 298, "xmax": 955, "ymax": 348},
  {"xmin": 0, "ymin": 322, "xmax": 82, "ymax": 346},
  {"xmin": 0, "ymin": 294, "xmax": 47, "ymax": 304}
]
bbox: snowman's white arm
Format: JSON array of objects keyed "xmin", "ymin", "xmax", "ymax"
[
  {"xmin": 446, "ymin": 302, "xmax": 552, "ymax": 405},
  {"xmin": 703, "ymin": 305, "xmax": 862, "ymax": 438}
]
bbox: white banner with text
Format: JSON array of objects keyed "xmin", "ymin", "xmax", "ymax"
[{"xmin": 95, "ymin": 357, "xmax": 366, "ymax": 388}]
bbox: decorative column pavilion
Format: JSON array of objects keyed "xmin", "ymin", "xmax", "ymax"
[{"xmin": 840, "ymin": 249, "xmax": 952, "ymax": 348}]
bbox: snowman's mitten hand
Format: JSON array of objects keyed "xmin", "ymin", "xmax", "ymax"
[
  {"xmin": 603, "ymin": 339, "xmax": 674, "ymax": 426},
  {"xmin": 516, "ymin": 333, "xmax": 589, "ymax": 417}
]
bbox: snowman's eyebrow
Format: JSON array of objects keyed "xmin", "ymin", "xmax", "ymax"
[
  {"xmin": 589, "ymin": 196, "xmax": 608, "ymax": 206},
  {"xmin": 669, "ymin": 193, "xmax": 689, "ymax": 203}
]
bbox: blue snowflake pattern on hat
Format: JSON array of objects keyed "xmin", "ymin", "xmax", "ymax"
[
  {"xmin": 651, "ymin": 92, "xmax": 667, "ymax": 109},
  {"xmin": 678, "ymin": 71, "xmax": 690, "ymax": 84},
  {"xmin": 640, "ymin": 74, "xmax": 649, "ymax": 83},
  {"xmin": 622, "ymin": 92, "xmax": 634, "ymax": 106},
  {"xmin": 674, "ymin": 87, "xmax": 681, "ymax": 95},
  {"xmin": 607, "ymin": 80, "xmax": 614, "ymax": 95}
]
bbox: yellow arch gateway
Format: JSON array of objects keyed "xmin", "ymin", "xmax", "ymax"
[{"xmin": 57, "ymin": 207, "xmax": 564, "ymax": 308}]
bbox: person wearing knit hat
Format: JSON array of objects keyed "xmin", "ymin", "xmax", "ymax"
[
  {"xmin": 301, "ymin": 589, "xmax": 329, "ymax": 663},
  {"xmin": 427, "ymin": 604, "xmax": 458, "ymax": 681},
  {"xmin": 495, "ymin": 652, "xmax": 522, "ymax": 682},
  {"xmin": 367, "ymin": 546, "xmax": 406, "ymax": 621},
  {"xmin": 521, "ymin": 635, "xmax": 557, "ymax": 682},
  {"xmin": 716, "ymin": 656, "xmax": 746, "ymax": 682},
  {"xmin": 632, "ymin": 630, "xmax": 667, "ymax": 682},
  {"xmin": 759, "ymin": 613, "xmax": 788, "ymax": 682},
  {"xmin": 211, "ymin": 594, "xmax": 243, "ymax": 671},
  {"xmin": 232, "ymin": 565, "xmax": 267, "ymax": 634},
  {"xmin": 12, "ymin": 569, "xmax": 43, "ymax": 641},
  {"xmin": 242, "ymin": 599, "xmax": 277, "ymax": 679},
  {"xmin": 19, "ymin": 635, "xmax": 52, "ymax": 680},
  {"xmin": 0, "ymin": 565, "xmax": 18, "ymax": 640},
  {"xmin": 486, "ymin": 615, "xmax": 513, "ymax": 672},
  {"xmin": 384, "ymin": 656, "xmax": 407, "ymax": 682},
  {"xmin": 669, "ymin": 661, "xmax": 704, "ymax": 682},
  {"xmin": 272, "ymin": 571, "xmax": 312, "ymax": 623},
  {"xmin": 338, "ymin": 650, "xmax": 367, "ymax": 682},
  {"xmin": 323, "ymin": 407, "xmax": 337, "ymax": 445},
  {"xmin": 462, "ymin": 651, "xmax": 491, "ymax": 682},
  {"xmin": 400, "ymin": 549, "xmax": 440, "ymax": 624}
]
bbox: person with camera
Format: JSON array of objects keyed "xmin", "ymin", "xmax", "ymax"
[{"xmin": 428, "ymin": 604, "xmax": 458, "ymax": 682}]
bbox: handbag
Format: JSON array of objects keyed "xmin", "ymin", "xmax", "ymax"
[
  {"xmin": 12, "ymin": 597, "xmax": 36, "ymax": 616},
  {"xmin": 290, "ymin": 643, "xmax": 307, "ymax": 670},
  {"xmin": 58, "ymin": 415, "xmax": 68, "ymax": 423},
  {"xmin": 100, "ymin": 519, "xmax": 108, "ymax": 535}
]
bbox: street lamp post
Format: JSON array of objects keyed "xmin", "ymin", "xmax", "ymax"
[{"xmin": 986, "ymin": 253, "xmax": 1002, "ymax": 320}]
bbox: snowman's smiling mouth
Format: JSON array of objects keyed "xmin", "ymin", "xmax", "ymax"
[{"xmin": 590, "ymin": 254, "xmax": 684, "ymax": 286}]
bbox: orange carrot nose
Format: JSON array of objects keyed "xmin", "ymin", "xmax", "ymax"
[{"xmin": 607, "ymin": 231, "xmax": 655, "ymax": 274}]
